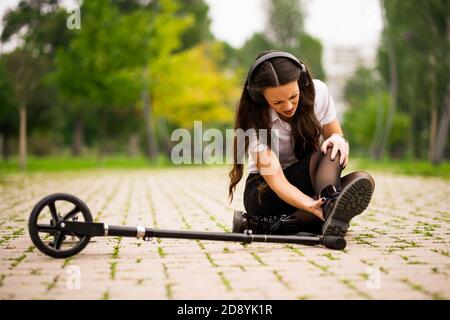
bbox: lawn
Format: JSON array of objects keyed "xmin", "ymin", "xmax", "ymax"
[{"xmin": 0, "ymin": 154, "xmax": 449, "ymax": 180}]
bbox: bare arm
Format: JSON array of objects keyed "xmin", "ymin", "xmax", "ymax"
[
  {"xmin": 322, "ymin": 118, "xmax": 343, "ymax": 140},
  {"xmin": 252, "ymin": 148, "xmax": 325, "ymax": 219}
]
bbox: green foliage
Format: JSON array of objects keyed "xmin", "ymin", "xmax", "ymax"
[
  {"xmin": 1, "ymin": 0, "xmax": 242, "ymax": 161},
  {"xmin": 50, "ymin": 0, "xmax": 194, "ymax": 153},
  {"xmin": 343, "ymin": 66, "xmax": 410, "ymax": 157},
  {"xmin": 1, "ymin": 0, "xmax": 72, "ymax": 56},
  {"xmin": 152, "ymin": 43, "xmax": 239, "ymax": 128},
  {"xmin": 176, "ymin": 0, "xmax": 213, "ymax": 50},
  {"xmin": 291, "ymin": 33, "xmax": 325, "ymax": 80},
  {"xmin": 0, "ymin": 59, "xmax": 17, "ymax": 136},
  {"xmin": 377, "ymin": 0, "xmax": 450, "ymax": 158}
]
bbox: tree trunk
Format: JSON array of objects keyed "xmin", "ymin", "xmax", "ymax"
[
  {"xmin": 370, "ymin": 77, "xmax": 385, "ymax": 159},
  {"xmin": 409, "ymin": 109, "xmax": 416, "ymax": 159},
  {"xmin": 128, "ymin": 133, "xmax": 139, "ymax": 156},
  {"xmin": 432, "ymin": 76, "xmax": 450, "ymax": 165},
  {"xmin": 431, "ymin": 20, "xmax": 450, "ymax": 165},
  {"xmin": 0, "ymin": 133, "xmax": 3, "ymax": 161},
  {"xmin": 428, "ymin": 108, "xmax": 437, "ymax": 162},
  {"xmin": 19, "ymin": 106, "xmax": 27, "ymax": 170},
  {"xmin": 374, "ymin": 0, "xmax": 398, "ymax": 160},
  {"xmin": 2, "ymin": 133, "xmax": 10, "ymax": 160},
  {"xmin": 158, "ymin": 118, "xmax": 173, "ymax": 156},
  {"xmin": 142, "ymin": 87, "xmax": 158, "ymax": 160},
  {"xmin": 71, "ymin": 117, "xmax": 84, "ymax": 156}
]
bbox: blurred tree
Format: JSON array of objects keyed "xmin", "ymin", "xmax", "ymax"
[
  {"xmin": 2, "ymin": 50, "xmax": 51, "ymax": 168},
  {"xmin": 153, "ymin": 43, "xmax": 238, "ymax": 128},
  {"xmin": 1, "ymin": 0, "xmax": 72, "ymax": 57},
  {"xmin": 152, "ymin": 42, "xmax": 239, "ymax": 161},
  {"xmin": 378, "ymin": 0, "xmax": 450, "ymax": 163},
  {"xmin": 53, "ymin": 0, "xmax": 192, "ymax": 160},
  {"xmin": 138, "ymin": 0, "xmax": 193, "ymax": 160},
  {"xmin": 265, "ymin": 0, "xmax": 325, "ymax": 79},
  {"xmin": 0, "ymin": 58, "xmax": 17, "ymax": 159},
  {"xmin": 176, "ymin": 0, "xmax": 213, "ymax": 50},
  {"xmin": 219, "ymin": 0, "xmax": 325, "ymax": 80},
  {"xmin": 1, "ymin": 0, "xmax": 71, "ymax": 167},
  {"xmin": 267, "ymin": 0, "xmax": 304, "ymax": 48},
  {"xmin": 343, "ymin": 65, "xmax": 410, "ymax": 158},
  {"xmin": 372, "ymin": 0, "xmax": 398, "ymax": 160}
]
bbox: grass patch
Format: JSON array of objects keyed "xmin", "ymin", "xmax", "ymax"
[
  {"xmin": 272, "ymin": 270, "xmax": 289, "ymax": 288},
  {"xmin": 2, "ymin": 154, "xmax": 448, "ymax": 179},
  {"xmin": 250, "ymin": 252, "xmax": 266, "ymax": 266},
  {"xmin": 352, "ymin": 157, "xmax": 450, "ymax": 179},
  {"xmin": 218, "ymin": 272, "xmax": 232, "ymax": 291},
  {"xmin": 157, "ymin": 246, "xmax": 167, "ymax": 258},
  {"xmin": 101, "ymin": 291, "xmax": 110, "ymax": 300},
  {"xmin": 339, "ymin": 278, "xmax": 372, "ymax": 299},
  {"xmin": 204, "ymin": 252, "xmax": 218, "ymax": 267},
  {"xmin": 0, "ymin": 154, "xmax": 174, "ymax": 175},
  {"xmin": 285, "ymin": 245, "xmax": 304, "ymax": 257},
  {"xmin": 10, "ymin": 254, "xmax": 26, "ymax": 268},
  {"xmin": 45, "ymin": 275, "xmax": 59, "ymax": 293},
  {"xmin": 165, "ymin": 282, "xmax": 174, "ymax": 299},
  {"xmin": 431, "ymin": 249, "xmax": 450, "ymax": 257},
  {"xmin": 112, "ymin": 237, "xmax": 122, "ymax": 259},
  {"xmin": 307, "ymin": 260, "xmax": 330, "ymax": 273},
  {"xmin": 322, "ymin": 253, "xmax": 339, "ymax": 261},
  {"xmin": 399, "ymin": 278, "xmax": 446, "ymax": 299},
  {"xmin": 62, "ymin": 257, "xmax": 72, "ymax": 268},
  {"xmin": 109, "ymin": 261, "xmax": 117, "ymax": 280},
  {"xmin": 30, "ymin": 269, "xmax": 41, "ymax": 275},
  {"xmin": 26, "ymin": 246, "xmax": 35, "ymax": 253}
]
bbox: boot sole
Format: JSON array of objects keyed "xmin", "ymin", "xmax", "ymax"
[{"xmin": 322, "ymin": 177, "xmax": 374, "ymax": 237}]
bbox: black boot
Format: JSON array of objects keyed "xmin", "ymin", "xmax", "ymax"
[
  {"xmin": 320, "ymin": 185, "xmax": 341, "ymax": 220},
  {"xmin": 232, "ymin": 210, "xmax": 304, "ymax": 235},
  {"xmin": 321, "ymin": 175, "xmax": 374, "ymax": 237}
]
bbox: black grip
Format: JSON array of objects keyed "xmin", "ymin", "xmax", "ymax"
[{"xmin": 322, "ymin": 236, "xmax": 346, "ymax": 250}]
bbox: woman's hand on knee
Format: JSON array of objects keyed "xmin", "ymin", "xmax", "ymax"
[{"xmin": 321, "ymin": 134, "xmax": 349, "ymax": 168}]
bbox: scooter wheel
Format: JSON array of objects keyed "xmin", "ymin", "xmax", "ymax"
[{"xmin": 28, "ymin": 193, "xmax": 93, "ymax": 258}]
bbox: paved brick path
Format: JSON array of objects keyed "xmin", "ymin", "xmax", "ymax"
[{"xmin": 0, "ymin": 166, "xmax": 449, "ymax": 299}]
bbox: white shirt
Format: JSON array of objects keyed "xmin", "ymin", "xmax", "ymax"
[{"xmin": 247, "ymin": 79, "xmax": 337, "ymax": 173}]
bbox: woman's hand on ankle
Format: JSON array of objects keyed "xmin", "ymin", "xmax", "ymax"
[{"xmin": 303, "ymin": 197, "xmax": 326, "ymax": 221}]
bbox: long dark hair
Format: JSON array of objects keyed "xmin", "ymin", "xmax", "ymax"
[{"xmin": 228, "ymin": 50, "xmax": 322, "ymax": 203}]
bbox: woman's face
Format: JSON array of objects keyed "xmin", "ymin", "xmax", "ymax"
[{"xmin": 262, "ymin": 81, "xmax": 300, "ymax": 120}]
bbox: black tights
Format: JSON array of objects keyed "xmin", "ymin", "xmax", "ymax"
[
  {"xmin": 288, "ymin": 147, "xmax": 343, "ymax": 230},
  {"xmin": 309, "ymin": 146, "xmax": 343, "ymax": 199}
]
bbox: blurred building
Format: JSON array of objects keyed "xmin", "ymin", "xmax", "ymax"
[{"xmin": 322, "ymin": 44, "xmax": 378, "ymax": 121}]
